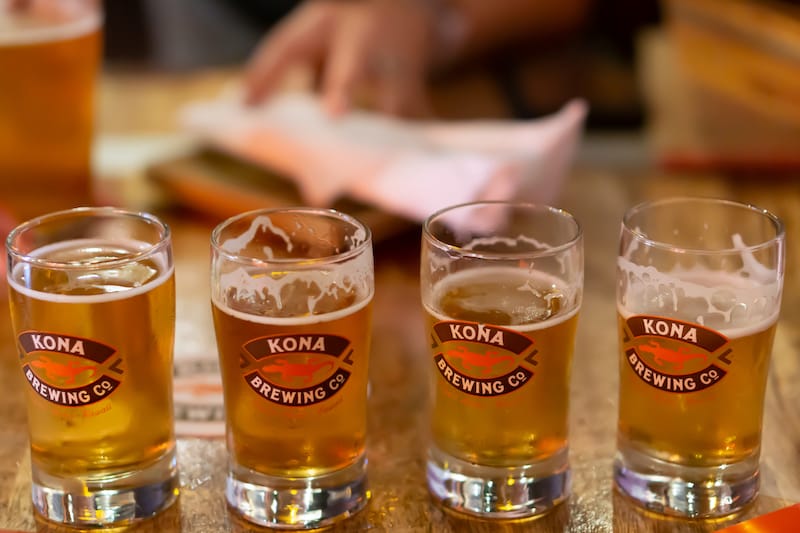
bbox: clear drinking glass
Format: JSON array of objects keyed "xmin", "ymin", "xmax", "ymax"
[
  {"xmin": 6, "ymin": 207, "xmax": 178, "ymax": 526},
  {"xmin": 421, "ymin": 201, "xmax": 583, "ymax": 518},
  {"xmin": 211, "ymin": 207, "xmax": 374, "ymax": 529},
  {"xmin": 614, "ymin": 197, "xmax": 785, "ymax": 517},
  {"xmin": 0, "ymin": 0, "xmax": 101, "ymax": 214}
]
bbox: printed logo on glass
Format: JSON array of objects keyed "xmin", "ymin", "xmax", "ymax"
[
  {"xmin": 622, "ymin": 315, "xmax": 731, "ymax": 393},
  {"xmin": 431, "ymin": 321, "xmax": 538, "ymax": 397},
  {"xmin": 240, "ymin": 334, "xmax": 354, "ymax": 406},
  {"xmin": 19, "ymin": 331, "xmax": 124, "ymax": 407}
]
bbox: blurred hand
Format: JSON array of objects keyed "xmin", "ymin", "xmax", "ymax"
[{"xmin": 244, "ymin": 0, "xmax": 437, "ymax": 117}]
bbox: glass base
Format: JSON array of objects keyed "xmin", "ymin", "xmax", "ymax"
[
  {"xmin": 426, "ymin": 446, "xmax": 570, "ymax": 519},
  {"xmin": 226, "ymin": 455, "xmax": 369, "ymax": 529},
  {"xmin": 613, "ymin": 447, "xmax": 759, "ymax": 518},
  {"xmin": 31, "ymin": 448, "xmax": 179, "ymax": 526}
]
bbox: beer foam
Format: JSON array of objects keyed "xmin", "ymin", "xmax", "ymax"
[
  {"xmin": 0, "ymin": 7, "xmax": 100, "ymax": 46},
  {"xmin": 215, "ymin": 263, "xmax": 373, "ymax": 317},
  {"xmin": 220, "ymin": 215, "xmax": 293, "ymax": 257},
  {"xmin": 459, "ymin": 234, "xmax": 574, "ymax": 277},
  {"xmin": 425, "ymin": 266, "xmax": 580, "ymax": 331},
  {"xmin": 214, "ymin": 290, "xmax": 372, "ymax": 326},
  {"xmin": 462, "ymin": 235, "xmax": 551, "ymax": 252},
  {"xmin": 215, "ymin": 213, "xmax": 373, "ymax": 316},
  {"xmin": 616, "ymin": 301, "xmax": 777, "ymax": 341},
  {"xmin": 617, "ymin": 261, "xmax": 781, "ymax": 335},
  {"xmin": 8, "ymin": 238, "xmax": 173, "ymax": 304}
]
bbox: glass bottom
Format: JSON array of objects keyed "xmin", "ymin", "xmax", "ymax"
[
  {"xmin": 613, "ymin": 446, "xmax": 759, "ymax": 518},
  {"xmin": 426, "ymin": 445, "xmax": 570, "ymax": 519},
  {"xmin": 226, "ymin": 455, "xmax": 369, "ymax": 530},
  {"xmin": 31, "ymin": 448, "xmax": 179, "ymax": 526}
]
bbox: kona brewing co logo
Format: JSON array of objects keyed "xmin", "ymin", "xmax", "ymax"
[
  {"xmin": 431, "ymin": 321, "xmax": 537, "ymax": 397},
  {"xmin": 623, "ymin": 316, "xmax": 731, "ymax": 393},
  {"xmin": 241, "ymin": 334, "xmax": 353, "ymax": 406},
  {"xmin": 19, "ymin": 331, "xmax": 123, "ymax": 406}
]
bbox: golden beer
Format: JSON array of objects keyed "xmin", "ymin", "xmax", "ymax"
[
  {"xmin": 0, "ymin": 6, "xmax": 100, "ymax": 214},
  {"xmin": 212, "ymin": 295, "xmax": 372, "ymax": 477},
  {"xmin": 8, "ymin": 239, "xmax": 176, "ymax": 479},
  {"xmin": 614, "ymin": 197, "xmax": 785, "ymax": 517},
  {"xmin": 617, "ymin": 307, "xmax": 777, "ymax": 467},
  {"xmin": 421, "ymin": 201, "xmax": 582, "ymax": 518},
  {"xmin": 211, "ymin": 207, "xmax": 374, "ymax": 528},
  {"xmin": 425, "ymin": 266, "xmax": 578, "ymax": 467}
]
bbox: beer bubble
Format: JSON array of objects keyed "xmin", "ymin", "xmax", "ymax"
[
  {"xmin": 730, "ymin": 304, "xmax": 750, "ymax": 324},
  {"xmin": 710, "ymin": 290, "xmax": 737, "ymax": 312}
]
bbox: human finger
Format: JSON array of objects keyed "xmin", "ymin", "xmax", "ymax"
[
  {"xmin": 320, "ymin": 6, "xmax": 373, "ymax": 116},
  {"xmin": 244, "ymin": 2, "xmax": 336, "ymax": 105}
]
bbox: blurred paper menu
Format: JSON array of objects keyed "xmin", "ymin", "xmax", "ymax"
[{"xmin": 180, "ymin": 91, "xmax": 587, "ymax": 222}]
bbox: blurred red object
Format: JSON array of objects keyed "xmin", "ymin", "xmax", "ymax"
[{"xmin": 718, "ymin": 503, "xmax": 800, "ymax": 532}]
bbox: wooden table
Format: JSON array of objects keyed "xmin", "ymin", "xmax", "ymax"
[{"xmin": 0, "ymin": 71, "xmax": 799, "ymax": 531}]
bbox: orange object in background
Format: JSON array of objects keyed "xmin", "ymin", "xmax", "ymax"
[
  {"xmin": 719, "ymin": 504, "xmax": 800, "ymax": 532},
  {"xmin": 0, "ymin": 2, "xmax": 101, "ymax": 219}
]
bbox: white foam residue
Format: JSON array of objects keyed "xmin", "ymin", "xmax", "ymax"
[
  {"xmin": 217, "ymin": 264, "xmax": 373, "ymax": 317},
  {"xmin": 220, "ymin": 215, "xmax": 293, "ymax": 257},
  {"xmin": 617, "ymin": 258, "xmax": 781, "ymax": 332},
  {"xmin": 347, "ymin": 226, "xmax": 368, "ymax": 249},
  {"xmin": 732, "ymin": 233, "xmax": 778, "ymax": 283},
  {"xmin": 216, "ymin": 214, "xmax": 374, "ymax": 316},
  {"xmin": 462, "ymin": 234, "xmax": 552, "ymax": 253},
  {"xmin": 618, "ymin": 229, "xmax": 782, "ymax": 330}
]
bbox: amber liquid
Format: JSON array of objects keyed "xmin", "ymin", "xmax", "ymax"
[
  {"xmin": 424, "ymin": 267, "xmax": 579, "ymax": 467},
  {"xmin": 213, "ymin": 298, "xmax": 373, "ymax": 478},
  {"xmin": 617, "ymin": 311, "xmax": 777, "ymax": 467},
  {"xmin": 0, "ymin": 13, "xmax": 100, "ymax": 215},
  {"xmin": 8, "ymin": 239, "xmax": 175, "ymax": 479}
]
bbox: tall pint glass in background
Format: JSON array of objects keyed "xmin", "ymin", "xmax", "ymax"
[
  {"xmin": 421, "ymin": 202, "xmax": 583, "ymax": 518},
  {"xmin": 615, "ymin": 197, "xmax": 785, "ymax": 517},
  {"xmin": 0, "ymin": 0, "xmax": 100, "ymax": 215},
  {"xmin": 211, "ymin": 208, "xmax": 374, "ymax": 529},
  {"xmin": 6, "ymin": 207, "xmax": 178, "ymax": 525}
]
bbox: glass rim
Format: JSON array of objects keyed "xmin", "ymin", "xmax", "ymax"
[
  {"xmin": 622, "ymin": 197, "xmax": 785, "ymax": 255},
  {"xmin": 422, "ymin": 201, "xmax": 582, "ymax": 260},
  {"xmin": 210, "ymin": 207, "xmax": 372, "ymax": 266},
  {"xmin": 6, "ymin": 206, "xmax": 171, "ymax": 271}
]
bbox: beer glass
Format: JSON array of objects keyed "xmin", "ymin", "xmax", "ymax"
[
  {"xmin": 6, "ymin": 207, "xmax": 178, "ymax": 525},
  {"xmin": 615, "ymin": 197, "xmax": 785, "ymax": 517},
  {"xmin": 0, "ymin": 0, "xmax": 101, "ymax": 216},
  {"xmin": 421, "ymin": 202, "xmax": 583, "ymax": 518},
  {"xmin": 211, "ymin": 207, "xmax": 374, "ymax": 529}
]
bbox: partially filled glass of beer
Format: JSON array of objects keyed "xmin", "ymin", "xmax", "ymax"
[
  {"xmin": 211, "ymin": 208, "xmax": 374, "ymax": 529},
  {"xmin": 421, "ymin": 202, "xmax": 583, "ymax": 518},
  {"xmin": 0, "ymin": 0, "xmax": 101, "ymax": 217},
  {"xmin": 6, "ymin": 207, "xmax": 179, "ymax": 526},
  {"xmin": 615, "ymin": 197, "xmax": 785, "ymax": 517}
]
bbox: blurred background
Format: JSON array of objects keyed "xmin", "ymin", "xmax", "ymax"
[
  {"xmin": 2, "ymin": 0, "xmax": 799, "ymax": 223},
  {"xmin": 98, "ymin": 0, "xmax": 800, "ymax": 174},
  {"xmin": 103, "ymin": 0, "xmax": 659, "ymax": 127}
]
